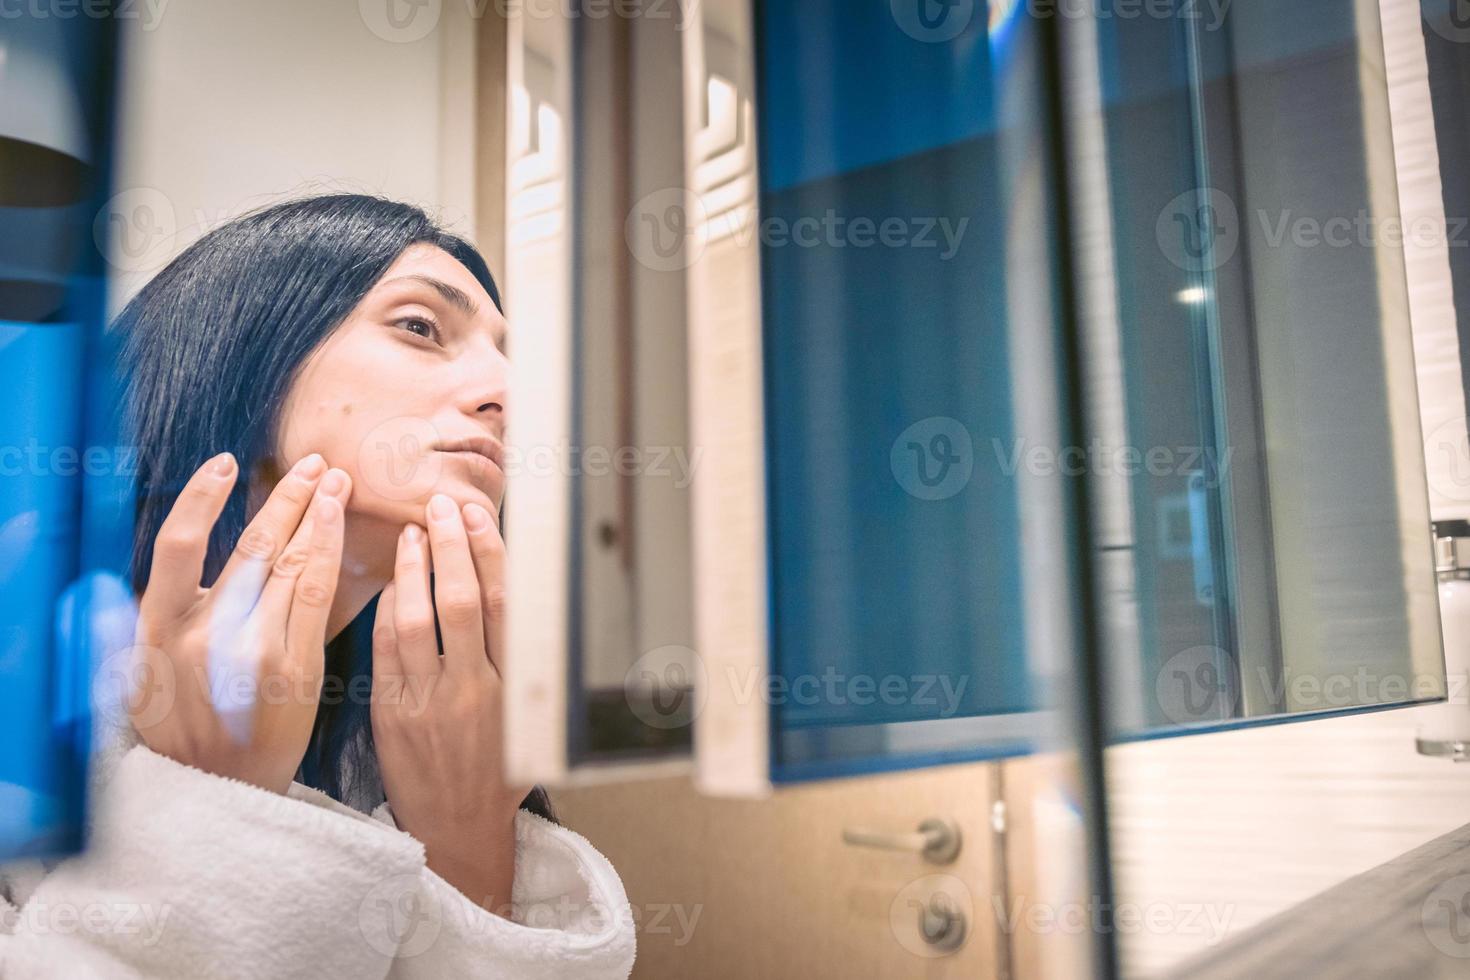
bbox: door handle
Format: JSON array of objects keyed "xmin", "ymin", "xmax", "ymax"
[{"xmin": 841, "ymin": 817, "xmax": 962, "ymax": 864}]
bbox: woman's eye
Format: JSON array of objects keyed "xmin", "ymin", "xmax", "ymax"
[{"xmin": 397, "ymin": 317, "xmax": 439, "ymax": 343}]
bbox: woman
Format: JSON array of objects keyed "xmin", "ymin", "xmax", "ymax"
[{"xmin": 0, "ymin": 195, "xmax": 637, "ymax": 979}]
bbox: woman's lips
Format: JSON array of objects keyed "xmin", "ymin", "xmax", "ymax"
[
  {"xmin": 440, "ymin": 448, "xmax": 503, "ymax": 477},
  {"xmin": 435, "ymin": 436, "xmax": 505, "ymax": 468}
]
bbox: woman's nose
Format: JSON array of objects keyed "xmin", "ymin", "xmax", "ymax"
[{"xmin": 464, "ymin": 350, "xmax": 508, "ymax": 431}]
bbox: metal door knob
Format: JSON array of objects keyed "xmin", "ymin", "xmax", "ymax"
[{"xmin": 917, "ymin": 892, "xmax": 968, "ymax": 952}]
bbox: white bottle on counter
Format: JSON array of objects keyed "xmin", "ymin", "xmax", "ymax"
[{"xmin": 1417, "ymin": 520, "xmax": 1470, "ymax": 760}]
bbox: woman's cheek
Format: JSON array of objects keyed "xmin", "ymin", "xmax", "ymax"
[{"xmin": 352, "ymin": 413, "xmax": 448, "ymax": 509}]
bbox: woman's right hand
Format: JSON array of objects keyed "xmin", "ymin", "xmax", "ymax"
[{"xmin": 126, "ymin": 450, "xmax": 352, "ymax": 795}]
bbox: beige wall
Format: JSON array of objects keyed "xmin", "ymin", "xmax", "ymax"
[{"xmin": 108, "ymin": 0, "xmax": 475, "ymax": 310}]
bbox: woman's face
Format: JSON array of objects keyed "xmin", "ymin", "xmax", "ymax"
[{"xmin": 268, "ymin": 242, "xmax": 510, "ymax": 530}]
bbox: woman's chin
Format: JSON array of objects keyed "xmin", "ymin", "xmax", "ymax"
[
  {"xmin": 350, "ymin": 470, "xmax": 503, "ymax": 528},
  {"xmin": 428, "ymin": 472, "xmax": 504, "ymax": 514}
]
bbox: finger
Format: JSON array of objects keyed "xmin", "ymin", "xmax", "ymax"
[
  {"xmin": 284, "ymin": 486, "xmax": 346, "ymax": 660},
  {"xmin": 371, "ymin": 582, "xmax": 403, "ymax": 688},
  {"xmin": 141, "ymin": 452, "xmax": 238, "ymax": 630},
  {"xmin": 393, "ymin": 523, "xmax": 441, "ymax": 677},
  {"xmin": 209, "ymin": 453, "xmax": 328, "ymax": 625},
  {"xmin": 461, "ymin": 501, "xmax": 506, "ymax": 678},
  {"xmin": 371, "ymin": 583, "xmax": 424, "ymax": 715},
  {"xmin": 424, "ymin": 494, "xmax": 487, "ymax": 677},
  {"xmin": 254, "ymin": 468, "xmax": 351, "ymax": 632}
]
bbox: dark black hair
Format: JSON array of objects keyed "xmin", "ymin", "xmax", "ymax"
[{"xmin": 116, "ymin": 193, "xmax": 554, "ymax": 822}]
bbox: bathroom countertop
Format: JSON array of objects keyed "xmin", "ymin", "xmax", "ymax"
[{"xmin": 1165, "ymin": 820, "xmax": 1470, "ymax": 979}]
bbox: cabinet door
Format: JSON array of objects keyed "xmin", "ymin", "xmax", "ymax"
[
  {"xmin": 503, "ymin": 1, "xmax": 702, "ymax": 784},
  {"xmin": 503, "ymin": 0, "xmax": 1094, "ymax": 790},
  {"xmin": 1065, "ymin": 0, "xmax": 1444, "ymax": 736},
  {"xmin": 681, "ymin": 0, "xmax": 1091, "ymax": 793}
]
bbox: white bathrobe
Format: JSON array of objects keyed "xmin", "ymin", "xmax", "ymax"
[{"xmin": 0, "ymin": 726, "xmax": 637, "ymax": 980}]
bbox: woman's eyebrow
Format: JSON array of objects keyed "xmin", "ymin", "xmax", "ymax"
[{"xmin": 380, "ymin": 274, "xmax": 479, "ymax": 317}]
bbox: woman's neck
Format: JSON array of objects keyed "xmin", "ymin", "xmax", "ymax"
[{"xmin": 324, "ymin": 510, "xmax": 401, "ymax": 643}]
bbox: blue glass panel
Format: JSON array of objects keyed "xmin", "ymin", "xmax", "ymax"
[
  {"xmin": 756, "ymin": 1, "xmax": 1066, "ymax": 778},
  {"xmin": 1087, "ymin": 0, "xmax": 1442, "ymax": 735}
]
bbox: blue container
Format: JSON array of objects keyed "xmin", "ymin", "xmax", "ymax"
[
  {"xmin": 0, "ymin": 320, "xmax": 85, "ymax": 857},
  {"xmin": 0, "ymin": 310, "xmax": 134, "ymax": 861},
  {"xmin": 0, "ymin": 10, "xmax": 122, "ymax": 862}
]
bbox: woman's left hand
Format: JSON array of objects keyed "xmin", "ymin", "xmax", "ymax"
[{"xmin": 370, "ymin": 492, "xmax": 533, "ymax": 914}]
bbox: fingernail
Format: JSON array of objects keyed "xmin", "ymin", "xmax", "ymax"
[
  {"xmin": 462, "ymin": 502, "xmax": 491, "ymax": 531},
  {"xmin": 428, "ymin": 493, "xmax": 456, "ymax": 522},
  {"xmin": 314, "ymin": 494, "xmax": 340, "ymax": 525},
  {"xmin": 296, "ymin": 453, "xmax": 326, "ymax": 479},
  {"xmin": 321, "ymin": 469, "xmax": 347, "ymax": 496},
  {"xmin": 403, "ymin": 523, "xmax": 424, "ymax": 544},
  {"xmin": 209, "ymin": 452, "xmax": 236, "ymax": 477}
]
